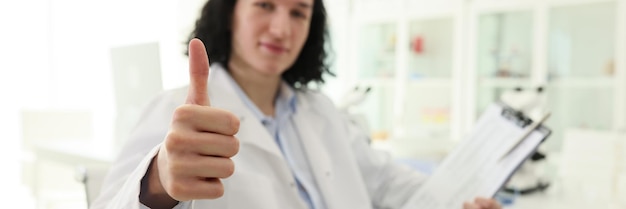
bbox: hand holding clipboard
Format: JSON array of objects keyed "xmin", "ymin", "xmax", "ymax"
[{"xmin": 404, "ymin": 103, "xmax": 552, "ymax": 209}]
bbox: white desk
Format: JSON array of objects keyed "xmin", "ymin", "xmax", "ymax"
[
  {"xmin": 503, "ymin": 150, "xmax": 625, "ymax": 209},
  {"xmin": 30, "ymin": 138, "xmax": 626, "ymax": 209},
  {"xmin": 32, "ymin": 141, "xmax": 117, "ymax": 208},
  {"xmin": 33, "ymin": 140, "xmax": 116, "ymax": 167},
  {"xmin": 505, "ymin": 184, "xmax": 624, "ymax": 209}
]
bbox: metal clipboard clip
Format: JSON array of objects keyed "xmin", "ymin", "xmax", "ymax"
[{"xmin": 498, "ymin": 106, "xmax": 551, "ymax": 162}]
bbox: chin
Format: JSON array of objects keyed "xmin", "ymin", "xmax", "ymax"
[{"xmin": 255, "ymin": 60, "xmax": 291, "ymax": 76}]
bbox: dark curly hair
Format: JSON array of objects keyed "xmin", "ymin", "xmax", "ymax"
[{"xmin": 186, "ymin": 0, "xmax": 333, "ymax": 89}]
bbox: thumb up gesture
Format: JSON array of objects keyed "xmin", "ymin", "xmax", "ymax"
[{"xmin": 141, "ymin": 39, "xmax": 241, "ymax": 207}]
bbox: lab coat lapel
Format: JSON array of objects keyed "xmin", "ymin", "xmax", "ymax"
[
  {"xmin": 207, "ymin": 65, "xmax": 283, "ymax": 159},
  {"xmin": 293, "ymin": 100, "xmax": 338, "ymax": 208}
]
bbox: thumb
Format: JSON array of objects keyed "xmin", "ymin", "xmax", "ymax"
[{"xmin": 186, "ymin": 38, "xmax": 211, "ymax": 106}]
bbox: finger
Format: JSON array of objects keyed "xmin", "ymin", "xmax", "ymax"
[
  {"xmin": 475, "ymin": 197, "xmax": 495, "ymax": 208},
  {"xmin": 487, "ymin": 199, "xmax": 502, "ymax": 209},
  {"xmin": 176, "ymin": 156, "xmax": 235, "ymax": 179},
  {"xmin": 169, "ymin": 178, "xmax": 224, "ymax": 201},
  {"xmin": 175, "ymin": 131, "xmax": 239, "ymax": 158},
  {"xmin": 463, "ymin": 201, "xmax": 481, "ymax": 209},
  {"xmin": 186, "ymin": 38, "xmax": 211, "ymax": 106},
  {"xmin": 173, "ymin": 105, "xmax": 240, "ymax": 135}
]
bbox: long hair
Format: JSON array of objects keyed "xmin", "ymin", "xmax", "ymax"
[{"xmin": 186, "ymin": 0, "xmax": 333, "ymax": 89}]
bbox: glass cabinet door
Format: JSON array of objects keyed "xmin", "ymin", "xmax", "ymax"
[
  {"xmin": 402, "ymin": 17, "xmax": 454, "ymax": 141},
  {"xmin": 548, "ymin": 2, "xmax": 616, "ymax": 79},
  {"xmin": 353, "ymin": 82, "xmax": 396, "ymax": 141},
  {"xmin": 546, "ymin": 86, "xmax": 615, "ymax": 148},
  {"xmin": 357, "ymin": 23, "xmax": 397, "ymax": 79},
  {"xmin": 354, "ymin": 22, "xmax": 398, "ymax": 141},
  {"xmin": 407, "ymin": 18, "xmax": 454, "ymax": 78},
  {"xmin": 476, "ymin": 11, "xmax": 534, "ymax": 115},
  {"xmin": 402, "ymin": 83, "xmax": 452, "ymax": 140},
  {"xmin": 477, "ymin": 11, "xmax": 533, "ymax": 79},
  {"xmin": 546, "ymin": 2, "xmax": 617, "ymax": 151}
]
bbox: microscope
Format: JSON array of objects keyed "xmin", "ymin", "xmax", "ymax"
[{"xmin": 499, "ymin": 86, "xmax": 551, "ymax": 195}]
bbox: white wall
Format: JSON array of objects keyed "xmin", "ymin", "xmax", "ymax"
[
  {"xmin": 160, "ymin": 0, "xmax": 207, "ymax": 90},
  {"xmin": 0, "ymin": 0, "xmax": 206, "ymax": 204},
  {"xmin": 292, "ymin": 0, "xmax": 349, "ymax": 104},
  {"xmin": 0, "ymin": 0, "xmax": 50, "ymax": 206},
  {"xmin": 42, "ymin": 0, "xmax": 206, "ymax": 146}
]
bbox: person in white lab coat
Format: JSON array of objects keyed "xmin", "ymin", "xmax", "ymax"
[{"xmin": 92, "ymin": 0, "xmax": 502, "ymax": 208}]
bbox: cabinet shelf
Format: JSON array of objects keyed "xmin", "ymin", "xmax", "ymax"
[
  {"xmin": 357, "ymin": 78, "xmax": 397, "ymax": 86},
  {"xmin": 549, "ymin": 77, "xmax": 615, "ymax": 88},
  {"xmin": 479, "ymin": 77, "xmax": 532, "ymax": 88},
  {"xmin": 342, "ymin": 0, "xmax": 625, "ymax": 156},
  {"xmin": 408, "ymin": 78, "xmax": 453, "ymax": 87}
]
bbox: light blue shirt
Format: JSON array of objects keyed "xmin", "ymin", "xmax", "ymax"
[{"xmin": 225, "ymin": 72, "xmax": 327, "ymax": 209}]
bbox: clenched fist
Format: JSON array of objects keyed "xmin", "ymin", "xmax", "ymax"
[{"xmin": 140, "ymin": 38, "xmax": 240, "ymax": 208}]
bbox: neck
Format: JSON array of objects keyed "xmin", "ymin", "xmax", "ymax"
[{"xmin": 228, "ymin": 60, "xmax": 281, "ymax": 116}]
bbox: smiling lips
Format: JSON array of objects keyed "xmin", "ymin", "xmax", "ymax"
[{"xmin": 260, "ymin": 42, "xmax": 288, "ymax": 54}]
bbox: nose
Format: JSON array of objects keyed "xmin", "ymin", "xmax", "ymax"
[{"xmin": 268, "ymin": 10, "xmax": 291, "ymax": 39}]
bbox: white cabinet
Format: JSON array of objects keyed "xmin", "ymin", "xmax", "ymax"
[
  {"xmin": 545, "ymin": 1, "xmax": 621, "ymax": 150},
  {"xmin": 343, "ymin": 0, "xmax": 465, "ymax": 159},
  {"xmin": 338, "ymin": 0, "xmax": 626, "ymax": 158},
  {"xmin": 468, "ymin": 0, "xmax": 626, "ymax": 152}
]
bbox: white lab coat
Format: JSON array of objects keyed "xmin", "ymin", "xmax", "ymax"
[{"xmin": 92, "ymin": 64, "xmax": 427, "ymax": 209}]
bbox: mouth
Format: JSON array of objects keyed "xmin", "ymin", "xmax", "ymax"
[{"xmin": 260, "ymin": 42, "xmax": 288, "ymax": 55}]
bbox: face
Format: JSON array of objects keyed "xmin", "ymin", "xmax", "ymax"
[{"xmin": 230, "ymin": 0, "xmax": 314, "ymax": 76}]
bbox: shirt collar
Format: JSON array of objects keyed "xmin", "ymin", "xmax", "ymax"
[
  {"xmin": 277, "ymin": 81, "xmax": 297, "ymax": 114},
  {"xmin": 220, "ymin": 63, "xmax": 297, "ymax": 121}
]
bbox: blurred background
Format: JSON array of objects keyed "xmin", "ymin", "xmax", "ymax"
[{"xmin": 0, "ymin": 0, "xmax": 624, "ymax": 208}]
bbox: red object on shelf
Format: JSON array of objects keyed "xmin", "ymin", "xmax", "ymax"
[{"xmin": 412, "ymin": 35, "xmax": 424, "ymax": 54}]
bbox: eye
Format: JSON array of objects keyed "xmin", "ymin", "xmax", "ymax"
[
  {"xmin": 291, "ymin": 10, "xmax": 307, "ymax": 19},
  {"xmin": 255, "ymin": 2, "xmax": 274, "ymax": 10}
]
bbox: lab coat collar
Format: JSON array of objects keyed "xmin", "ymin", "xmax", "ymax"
[
  {"xmin": 207, "ymin": 64, "xmax": 284, "ymax": 159},
  {"xmin": 208, "ymin": 64, "xmax": 336, "ymax": 208},
  {"xmin": 207, "ymin": 64, "xmax": 321, "ymax": 159},
  {"xmin": 292, "ymin": 109, "xmax": 337, "ymax": 208}
]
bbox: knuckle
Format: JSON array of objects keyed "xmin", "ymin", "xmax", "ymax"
[
  {"xmin": 166, "ymin": 180, "xmax": 188, "ymax": 200},
  {"xmin": 165, "ymin": 131, "xmax": 185, "ymax": 151},
  {"xmin": 173, "ymin": 105, "xmax": 193, "ymax": 122}
]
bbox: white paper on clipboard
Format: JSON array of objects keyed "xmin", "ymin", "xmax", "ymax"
[{"xmin": 403, "ymin": 103, "xmax": 551, "ymax": 209}]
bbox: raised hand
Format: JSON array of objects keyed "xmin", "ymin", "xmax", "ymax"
[{"xmin": 141, "ymin": 38, "xmax": 241, "ymax": 207}]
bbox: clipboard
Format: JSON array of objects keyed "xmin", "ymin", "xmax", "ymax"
[{"xmin": 404, "ymin": 102, "xmax": 552, "ymax": 209}]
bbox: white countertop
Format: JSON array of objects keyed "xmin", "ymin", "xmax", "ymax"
[{"xmin": 33, "ymin": 140, "xmax": 117, "ymax": 167}]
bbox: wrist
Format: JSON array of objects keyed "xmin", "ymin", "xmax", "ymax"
[{"xmin": 139, "ymin": 153, "xmax": 178, "ymax": 209}]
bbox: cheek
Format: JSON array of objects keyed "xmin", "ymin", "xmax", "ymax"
[
  {"xmin": 235, "ymin": 25, "xmax": 255, "ymax": 48},
  {"xmin": 233, "ymin": 24, "xmax": 261, "ymax": 58}
]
